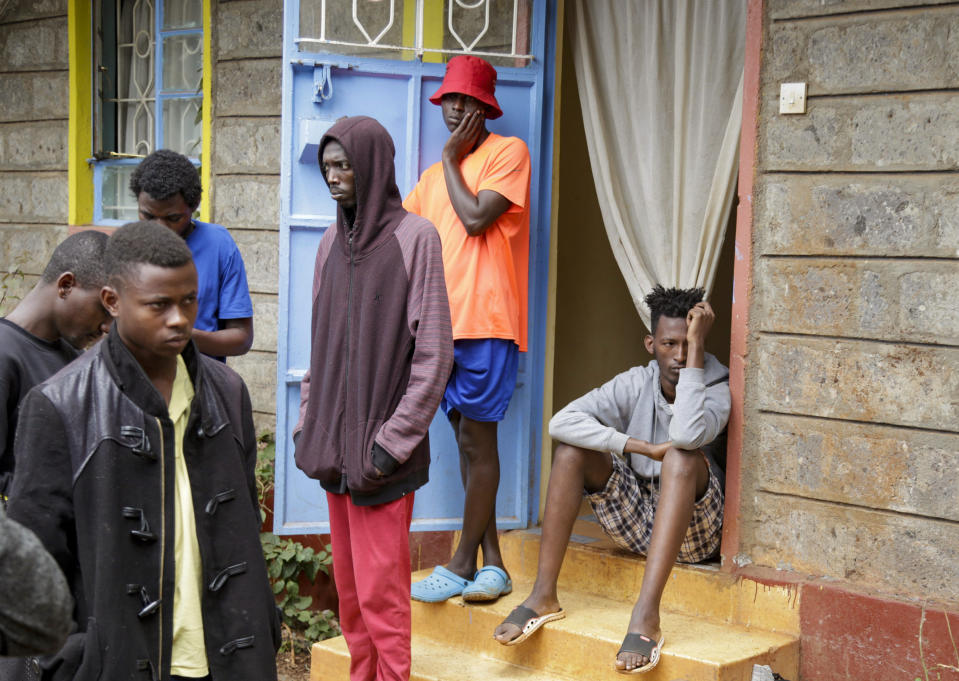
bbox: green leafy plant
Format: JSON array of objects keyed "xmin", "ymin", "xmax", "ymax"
[
  {"xmin": 256, "ymin": 434, "xmax": 339, "ymax": 662},
  {"xmin": 261, "ymin": 533, "xmax": 338, "ymax": 643}
]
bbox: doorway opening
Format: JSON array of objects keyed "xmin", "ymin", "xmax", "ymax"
[{"xmin": 550, "ymin": 17, "xmax": 738, "ymax": 538}]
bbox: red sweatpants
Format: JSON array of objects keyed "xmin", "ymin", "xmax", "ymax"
[{"xmin": 327, "ymin": 491, "xmax": 415, "ymax": 681}]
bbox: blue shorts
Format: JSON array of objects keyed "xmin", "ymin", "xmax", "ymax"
[{"xmin": 441, "ymin": 339, "xmax": 519, "ymax": 423}]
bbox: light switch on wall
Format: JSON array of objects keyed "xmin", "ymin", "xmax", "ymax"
[{"xmin": 780, "ymin": 82, "xmax": 807, "ymax": 114}]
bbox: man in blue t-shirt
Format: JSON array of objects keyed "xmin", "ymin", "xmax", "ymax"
[{"xmin": 130, "ymin": 150, "xmax": 254, "ymax": 360}]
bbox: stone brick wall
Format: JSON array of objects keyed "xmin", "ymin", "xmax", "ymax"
[
  {"xmin": 0, "ymin": 0, "xmax": 70, "ymax": 309},
  {"xmin": 0, "ymin": 0, "xmax": 283, "ymax": 431},
  {"xmin": 740, "ymin": 0, "xmax": 959, "ymax": 603},
  {"xmin": 210, "ymin": 0, "xmax": 283, "ymax": 434}
]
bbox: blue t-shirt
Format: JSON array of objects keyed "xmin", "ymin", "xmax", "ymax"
[{"xmin": 184, "ymin": 220, "xmax": 253, "ymax": 335}]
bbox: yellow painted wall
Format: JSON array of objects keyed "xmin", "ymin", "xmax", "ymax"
[
  {"xmin": 200, "ymin": 0, "xmax": 212, "ymax": 222},
  {"xmin": 68, "ymin": 0, "xmax": 93, "ymax": 226}
]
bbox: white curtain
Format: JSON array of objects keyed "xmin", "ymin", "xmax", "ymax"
[{"xmin": 570, "ymin": 0, "xmax": 746, "ymax": 329}]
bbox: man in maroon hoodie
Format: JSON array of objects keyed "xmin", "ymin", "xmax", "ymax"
[{"xmin": 293, "ymin": 116, "xmax": 453, "ymax": 681}]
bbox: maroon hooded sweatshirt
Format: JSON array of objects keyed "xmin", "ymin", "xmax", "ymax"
[{"xmin": 294, "ymin": 116, "xmax": 453, "ymax": 506}]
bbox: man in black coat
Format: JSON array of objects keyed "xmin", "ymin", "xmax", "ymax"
[
  {"xmin": 0, "ymin": 230, "xmax": 111, "ymax": 503},
  {"xmin": 6, "ymin": 221, "xmax": 279, "ymax": 681}
]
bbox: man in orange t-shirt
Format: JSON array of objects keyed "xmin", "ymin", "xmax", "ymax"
[{"xmin": 405, "ymin": 56, "xmax": 531, "ymax": 604}]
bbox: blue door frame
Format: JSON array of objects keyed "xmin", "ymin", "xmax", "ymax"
[{"xmin": 274, "ymin": 0, "xmax": 559, "ymax": 535}]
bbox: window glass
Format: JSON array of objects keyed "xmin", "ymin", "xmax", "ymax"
[
  {"xmin": 162, "ymin": 34, "xmax": 202, "ymax": 91},
  {"xmin": 299, "ymin": 0, "xmax": 408, "ymax": 59},
  {"xmin": 297, "ymin": 0, "xmax": 532, "ymax": 66},
  {"xmin": 163, "ymin": 0, "xmax": 202, "ymax": 29},
  {"xmin": 442, "ymin": 0, "xmax": 531, "ymax": 67},
  {"xmin": 163, "ymin": 97, "xmax": 202, "ymax": 156},
  {"xmin": 102, "ymin": 165, "xmax": 140, "ymax": 221},
  {"xmin": 99, "ymin": 0, "xmax": 156, "ymax": 157},
  {"xmin": 94, "ymin": 0, "xmax": 203, "ymax": 222}
]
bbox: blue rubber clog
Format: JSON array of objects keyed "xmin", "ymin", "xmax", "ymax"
[
  {"xmin": 410, "ymin": 565, "xmax": 472, "ymax": 603},
  {"xmin": 461, "ymin": 565, "xmax": 512, "ymax": 603}
]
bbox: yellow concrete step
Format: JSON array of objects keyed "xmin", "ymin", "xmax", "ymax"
[
  {"xmin": 408, "ymin": 576, "xmax": 799, "ymax": 681},
  {"xmin": 312, "ymin": 522, "xmax": 800, "ymax": 680},
  {"xmin": 498, "ymin": 520, "xmax": 800, "ymax": 635},
  {"xmin": 311, "ymin": 634, "xmax": 572, "ymax": 680}
]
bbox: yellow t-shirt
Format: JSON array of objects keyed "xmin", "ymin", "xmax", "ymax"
[
  {"xmin": 404, "ymin": 133, "xmax": 531, "ymax": 351},
  {"xmin": 168, "ymin": 356, "xmax": 208, "ymax": 677}
]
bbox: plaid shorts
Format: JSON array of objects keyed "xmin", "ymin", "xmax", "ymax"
[{"xmin": 586, "ymin": 451, "xmax": 723, "ymax": 563}]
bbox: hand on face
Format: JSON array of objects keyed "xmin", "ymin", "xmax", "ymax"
[
  {"xmin": 441, "ymin": 94, "xmax": 487, "ymax": 162},
  {"xmin": 686, "ymin": 301, "xmax": 714, "ymax": 345},
  {"xmin": 444, "ymin": 110, "xmax": 485, "ymax": 162}
]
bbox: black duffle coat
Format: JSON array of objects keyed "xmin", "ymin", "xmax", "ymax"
[{"xmin": 6, "ymin": 330, "xmax": 279, "ymax": 681}]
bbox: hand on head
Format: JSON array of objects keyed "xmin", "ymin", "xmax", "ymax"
[{"xmin": 685, "ymin": 301, "xmax": 714, "ymax": 345}]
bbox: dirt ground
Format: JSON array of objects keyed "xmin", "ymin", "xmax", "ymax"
[{"xmin": 276, "ymin": 650, "xmax": 312, "ymax": 681}]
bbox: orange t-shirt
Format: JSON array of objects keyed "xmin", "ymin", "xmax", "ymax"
[{"xmin": 404, "ymin": 133, "xmax": 531, "ymax": 352}]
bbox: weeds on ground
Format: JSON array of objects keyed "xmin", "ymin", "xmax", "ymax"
[
  {"xmin": 256, "ymin": 434, "xmax": 340, "ymax": 665},
  {"xmin": 916, "ymin": 604, "xmax": 959, "ymax": 681}
]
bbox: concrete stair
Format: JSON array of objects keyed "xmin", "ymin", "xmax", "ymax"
[{"xmin": 311, "ymin": 517, "xmax": 800, "ymax": 680}]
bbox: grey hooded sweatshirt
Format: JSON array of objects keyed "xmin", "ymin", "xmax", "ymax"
[{"xmin": 549, "ymin": 354, "xmax": 730, "ymax": 480}]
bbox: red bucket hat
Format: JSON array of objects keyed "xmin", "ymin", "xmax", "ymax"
[{"xmin": 429, "ymin": 55, "xmax": 503, "ymax": 120}]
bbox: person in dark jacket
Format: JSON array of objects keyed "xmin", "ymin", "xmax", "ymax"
[
  {"xmin": 293, "ymin": 116, "xmax": 453, "ymax": 681},
  {"xmin": 6, "ymin": 221, "xmax": 279, "ymax": 681},
  {"xmin": 0, "ymin": 230, "xmax": 111, "ymax": 503}
]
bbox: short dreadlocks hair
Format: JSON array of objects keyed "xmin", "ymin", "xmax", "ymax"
[
  {"xmin": 41, "ymin": 230, "xmax": 109, "ymax": 289},
  {"xmin": 129, "ymin": 149, "xmax": 202, "ymax": 209},
  {"xmin": 644, "ymin": 285, "xmax": 705, "ymax": 333},
  {"xmin": 104, "ymin": 221, "xmax": 194, "ymax": 289}
]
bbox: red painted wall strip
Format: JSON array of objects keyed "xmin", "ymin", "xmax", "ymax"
[
  {"xmin": 721, "ymin": 0, "xmax": 764, "ymax": 569},
  {"xmin": 801, "ymin": 582, "xmax": 959, "ymax": 681}
]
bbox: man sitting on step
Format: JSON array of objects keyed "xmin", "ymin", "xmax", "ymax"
[{"xmin": 492, "ymin": 285, "xmax": 730, "ymax": 674}]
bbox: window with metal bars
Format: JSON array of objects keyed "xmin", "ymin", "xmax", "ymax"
[
  {"xmin": 297, "ymin": 0, "xmax": 533, "ymax": 67},
  {"xmin": 93, "ymin": 0, "xmax": 203, "ymax": 222}
]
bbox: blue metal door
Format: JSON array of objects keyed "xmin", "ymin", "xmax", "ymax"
[{"xmin": 275, "ymin": 0, "xmax": 558, "ymax": 534}]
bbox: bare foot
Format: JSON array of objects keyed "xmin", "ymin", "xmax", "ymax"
[
  {"xmin": 615, "ymin": 604, "xmax": 662, "ymax": 672},
  {"xmin": 492, "ymin": 594, "xmax": 561, "ymax": 644}
]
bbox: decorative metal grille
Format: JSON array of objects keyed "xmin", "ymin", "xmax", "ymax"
[
  {"xmin": 116, "ymin": 0, "xmax": 156, "ymax": 157},
  {"xmin": 93, "ymin": 0, "xmax": 203, "ymax": 222},
  {"xmin": 297, "ymin": 0, "xmax": 533, "ymax": 64}
]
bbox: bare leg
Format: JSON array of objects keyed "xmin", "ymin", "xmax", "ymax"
[
  {"xmin": 493, "ymin": 444, "xmax": 613, "ymax": 643},
  {"xmin": 445, "ymin": 413, "xmax": 503, "ymax": 579},
  {"xmin": 449, "ymin": 413, "xmax": 505, "ymax": 571},
  {"xmin": 616, "ymin": 447, "xmax": 709, "ymax": 672}
]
